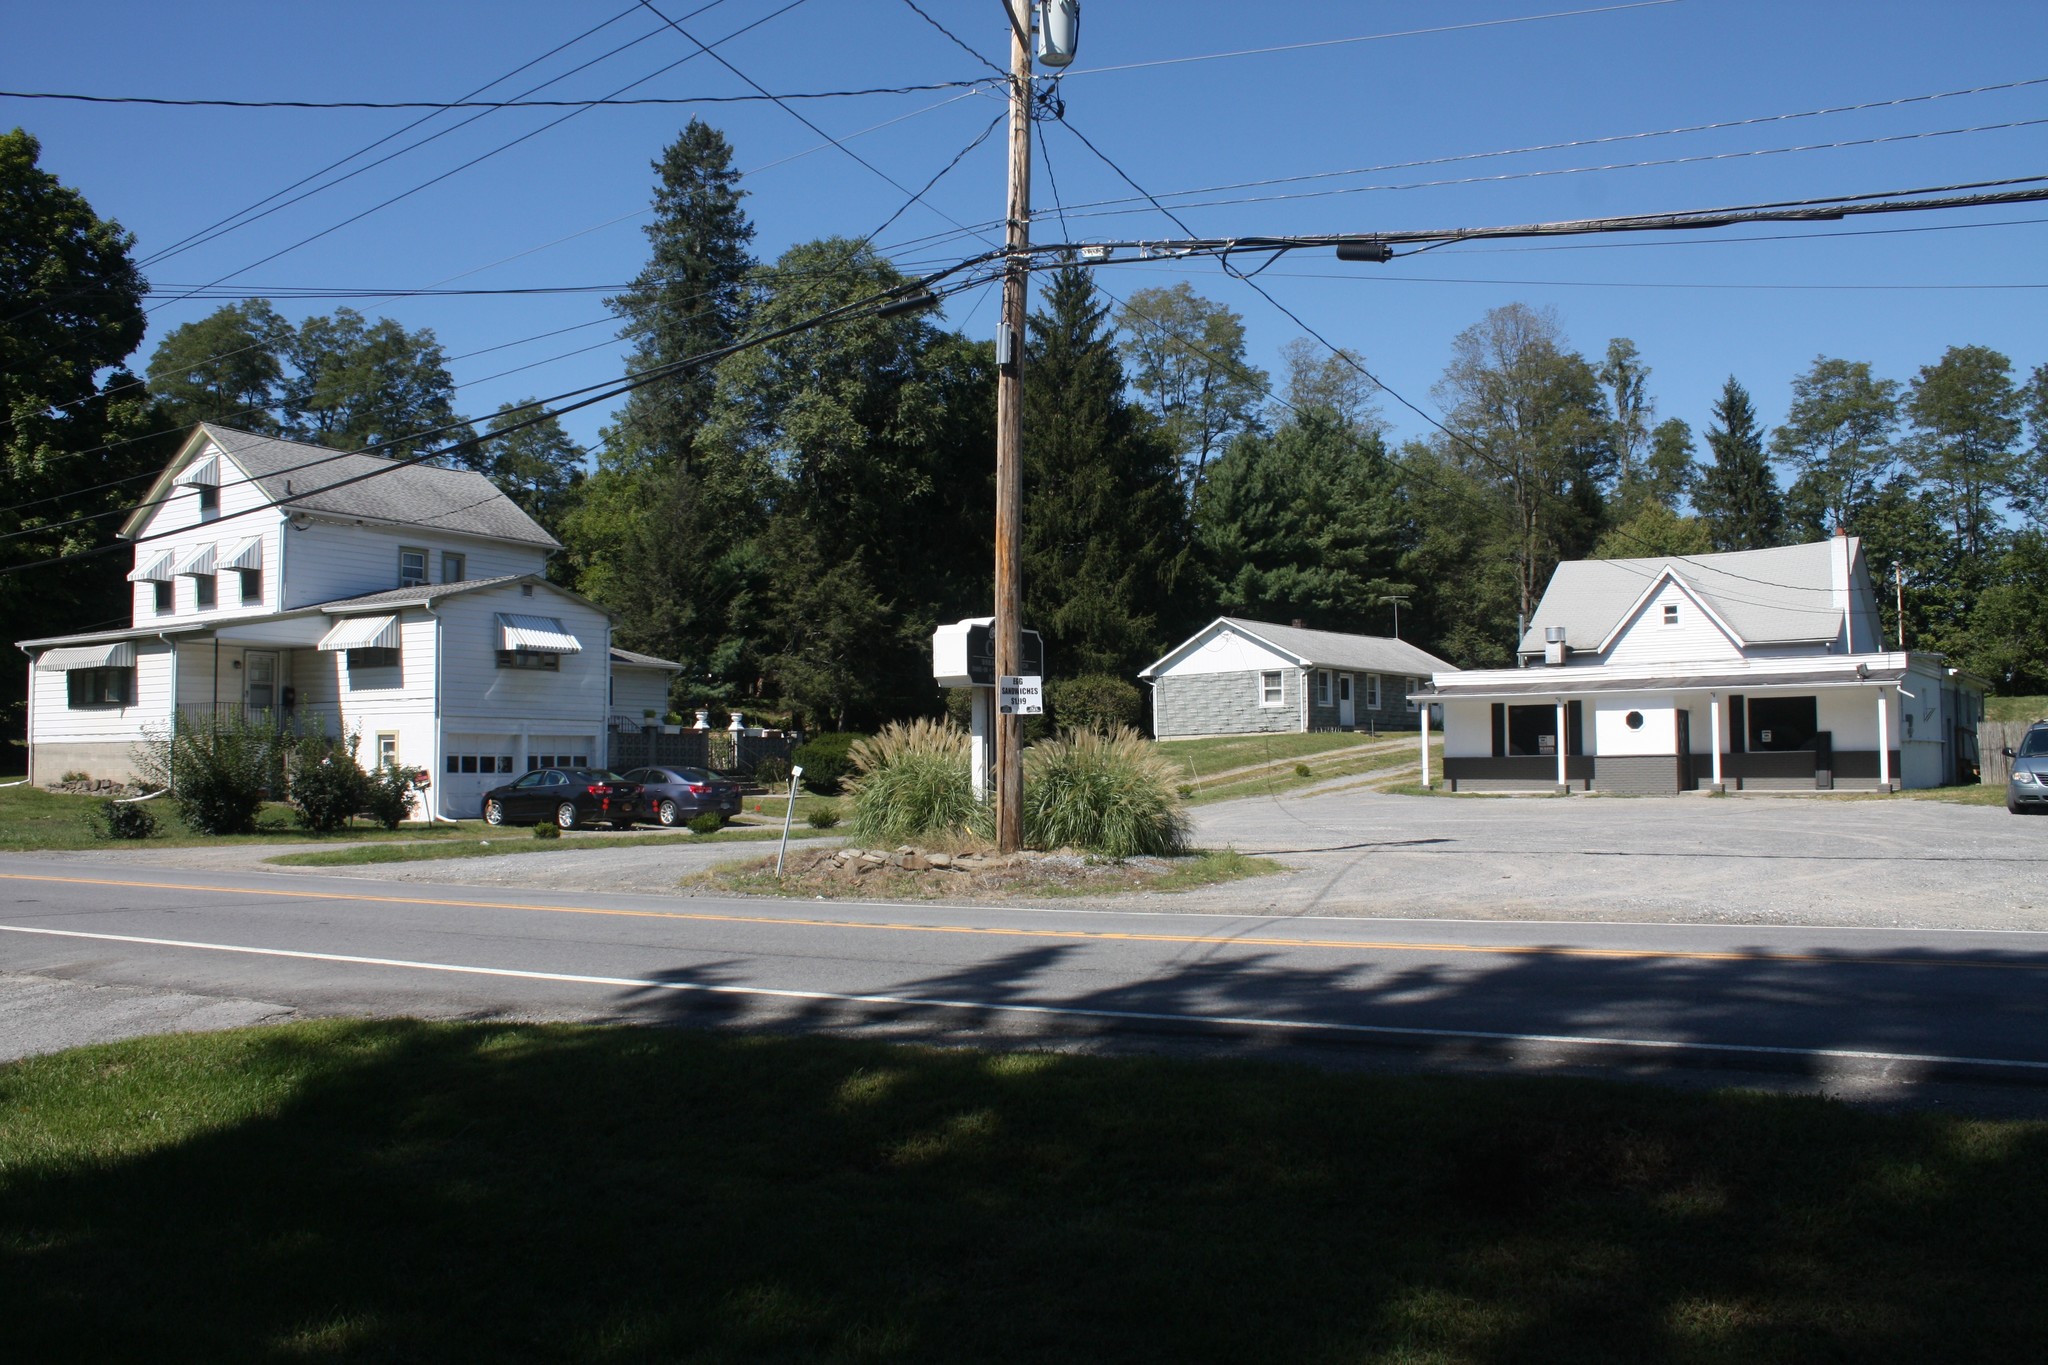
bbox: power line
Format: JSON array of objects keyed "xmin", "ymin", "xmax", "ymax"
[
  {"xmin": 0, "ymin": 79, "xmax": 986, "ymax": 110},
  {"xmin": 896, "ymin": 0, "xmax": 1009, "ymax": 81},
  {"xmin": 1054, "ymin": 1, "xmax": 1681, "ymax": 78},
  {"xmin": 144, "ymin": 0, "xmax": 810, "ymax": 317},
  {"xmin": 862, "ymin": 108, "xmax": 1007, "ymax": 245}
]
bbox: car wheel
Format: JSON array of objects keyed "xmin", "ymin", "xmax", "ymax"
[
  {"xmin": 658, "ymin": 798, "xmax": 680, "ymax": 826},
  {"xmin": 555, "ymin": 802, "xmax": 578, "ymax": 830},
  {"xmin": 484, "ymin": 799, "xmax": 505, "ymax": 827}
]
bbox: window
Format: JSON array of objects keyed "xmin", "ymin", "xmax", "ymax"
[
  {"xmin": 1405, "ymin": 677, "xmax": 1421, "ymax": 712},
  {"xmin": 399, "ymin": 547, "xmax": 428, "ymax": 587},
  {"xmin": 1494, "ymin": 702, "xmax": 1583, "ymax": 758},
  {"xmin": 197, "ymin": 484, "xmax": 219, "ymax": 518},
  {"xmin": 377, "ymin": 733, "xmax": 398, "ymax": 769},
  {"xmin": 1663, "ymin": 603, "xmax": 1680, "ymax": 625},
  {"xmin": 238, "ymin": 568, "xmax": 262, "ymax": 605},
  {"xmin": 498, "ymin": 649, "xmax": 560, "ymax": 671},
  {"xmin": 66, "ymin": 667, "xmax": 133, "ymax": 708},
  {"xmin": 348, "ymin": 647, "xmax": 400, "ymax": 671},
  {"xmin": 442, "ymin": 551, "xmax": 465, "ymax": 583},
  {"xmin": 1314, "ymin": 670, "xmax": 1330, "ymax": 706},
  {"xmin": 1748, "ymin": 695, "xmax": 1818, "ymax": 751},
  {"xmin": 1259, "ymin": 671, "xmax": 1285, "ymax": 706},
  {"xmin": 1364, "ymin": 674, "xmax": 1381, "ymax": 710},
  {"xmin": 193, "ymin": 574, "xmax": 216, "ymax": 610},
  {"xmin": 153, "ymin": 580, "xmax": 173, "ymax": 614}
]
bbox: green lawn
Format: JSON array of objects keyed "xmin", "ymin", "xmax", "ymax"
[
  {"xmin": 3, "ymin": 1021, "xmax": 2044, "ymax": 1362},
  {"xmin": 1188, "ymin": 740, "xmax": 1438, "ymax": 805},
  {"xmin": 0, "ymin": 783, "xmax": 479, "ymax": 852},
  {"xmin": 1153, "ymin": 729, "xmax": 1400, "ymax": 780},
  {"xmin": 1986, "ymin": 695, "xmax": 2048, "ymax": 724}
]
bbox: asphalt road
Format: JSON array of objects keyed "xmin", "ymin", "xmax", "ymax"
[{"xmin": 5, "ymin": 853, "xmax": 2047, "ymax": 1110}]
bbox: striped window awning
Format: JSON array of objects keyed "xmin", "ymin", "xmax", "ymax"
[
  {"xmin": 496, "ymin": 612, "xmax": 581, "ymax": 654},
  {"xmin": 36, "ymin": 641, "xmax": 137, "ymax": 672},
  {"xmin": 176, "ymin": 543, "xmax": 217, "ymax": 576},
  {"xmin": 126, "ymin": 551, "xmax": 175, "ymax": 583},
  {"xmin": 173, "ymin": 455, "xmax": 218, "ymax": 487},
  {"xmin": 317, "ymin": 616, "xmax": 401, "ymax": 652},
  {"xmin": 220, "ymin": 536, "xmax": 263, "ymax": 571}
]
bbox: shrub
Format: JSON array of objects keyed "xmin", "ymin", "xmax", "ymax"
[
  {"xmin": 84, "ymin": 798, "xmax": 158, "ymax": 841},
  {"xmin": 844, "ymin": 719, "xmax": 975, "ymax": 846},
  {"xmin": 290, "ymin": 757, "xmax": 366, "ymax": 832},
  {"xmin": 791, "ymin": 732, "xmax": 863, "ymax": 794},
  {"xmin": 532, "ymin": 822, "xmax": 559, "ymax": 840},
  {"xmin": 360, "ymin": 765, "xmax": 416, "ymax": 830},
  {"xmin": 806, "ymin": 801, "xmax": 841, "ymax": 830},
  {"xmin": 753, "ymin": 756, "xmax": 791, "ymax": 787},
  {"xmin": 133, "ymin": 711, "xmax": 283, "ymax": 836},
  {"xmin": 1021, "ymin": 725, "xmax": 1190, "ymax": 858},
  {"xmin": 1049, "ymin": 674, "xmax": 1144, "ymax": 735},
  {"xmin": 687, "ymin": 812, "xmax": 724, "ymax": 835},
  {"xmin": 1294, "ymin": 763, "xmax": 1313, "ymax": 779}
]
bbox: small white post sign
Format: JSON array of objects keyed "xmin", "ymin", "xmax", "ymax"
[{"xmin": 997, "ymin": 674, "xmax": 1043, "ymax": 715}]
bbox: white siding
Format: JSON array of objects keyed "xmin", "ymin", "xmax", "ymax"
[
  {"xmin": 124, "ymin": 442, "xmax": 285, "ymax": 630},
  {"xmin": 1590, "ymin": 694, "xmax": 1677, "ymax": 756},
  {"xmin": 1602, "ymin": 581, "xmax": 1742, "ymax": 668},
  {"xmin": 611, "ymin": 667, "xmax": 673, "ymax": 721},
  {"xmin": 1157, "ymin": 625, "xmax": 1295, "ymax": 677},
  {"xmin": 281, "ymin": 521, "xmax": 546, "ymax": 609},
  {"xmin": 1441, "ymin": 700, "xmax": 1495, "ymax": 758},
  {"xmin": 28, "ymin": 639, "xmax": 174, "ymax": 743}
]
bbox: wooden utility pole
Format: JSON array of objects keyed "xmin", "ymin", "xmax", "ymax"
[{"xmin": 993, "ymin": 0, "xmax": 1032, "ymax": 854}]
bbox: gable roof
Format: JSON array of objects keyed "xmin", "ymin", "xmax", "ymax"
[
  {"xmin": 610, "ymin": 646, "xmax": 683, "ymax": 670},
  {"xmin": 120, "ymin": 425, "xmax": 560, "ymax": 549},
  {"xmin": 312, "ymin": 573, "xmax": 610, "ymax": 619},
  {"xmin": 1519, "ymin": 540, "xmax": 1853, "ymax": 655},
  {"xmin": 1142, "ymin": 616, "xmax": 1455, "ymax": 677}
]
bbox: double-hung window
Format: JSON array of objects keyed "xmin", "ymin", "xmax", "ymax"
[
  {"xmin": 442, "ymin": 551, "xmax": 466, "ymax": 583},
  {"xmin": 1364, "ymin": 674, "xmax": 1381, "ymax": 710},
  {"xmin": 1259, "ymin": 671, "xmax": 1285, "ymax": 706},
  {"xmin": 399, "ymin": 547, "xmax": 428, "ymax": 588},
  {"xmin": 1314, "ymin": 670, "xmax": 1331, "ymax": 706}
]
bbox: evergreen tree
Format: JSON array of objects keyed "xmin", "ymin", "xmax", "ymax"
[
  {"xmin": 604, "ymin": 119, "xmax": 754, "ymax": 472},
  {"xmin": 1021, "ymin": 266, "xmax": 1188, "ymax": 678},
  {"xmin": 1694, "ymin": 377, "xmax": 1784, "ymax": 550},
  {"xmin": 473, "ymin": 400, "xmax": 585, "ymax": 533},
  {"xmin": 1643, "ymin": 417, "xmax": 1697, "ymax": 511}
]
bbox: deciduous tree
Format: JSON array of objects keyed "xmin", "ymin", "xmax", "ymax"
[
  {"xmin": 1772, "ymin": 356, "xmax": 1899, "ymax": 536},
  {"xmin": 1113, "ymin": 283, "xmax": 1266, "ymax": 498}
]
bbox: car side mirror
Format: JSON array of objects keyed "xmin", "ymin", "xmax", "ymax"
[{"xmin": 2003, "ymin": 748, "xmax": 2016, "ymax": 758}]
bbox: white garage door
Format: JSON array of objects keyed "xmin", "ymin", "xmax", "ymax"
[{"xmin": 443, "ymin": 734, "xmax": 516, "ymax": 819}]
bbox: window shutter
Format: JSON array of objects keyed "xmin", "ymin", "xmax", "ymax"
[
  {"xmin": 1490, "ymin": 703, "xmax": 1506, "ymax": 758},
  {"xmin": 1566, "ymin": 700, "xmax": 1584, "ymax": 756}
]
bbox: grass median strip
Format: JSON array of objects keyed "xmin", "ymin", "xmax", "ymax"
[
  {"xmin": 3, "ymin": 1019, "xmax": 2044, "ymax": 1361},
  {"xmin": 268, "ymin": 826, "xmax": 840, "ymax": 867}
]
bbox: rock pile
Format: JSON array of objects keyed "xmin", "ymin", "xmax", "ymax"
[
  {"xmin": 46, "ymin": 777, "xmax": 143, "ymax": 797},
  {"xmin": 823, "ymin": 846, "xmax": 1036, "ymax": 879}
]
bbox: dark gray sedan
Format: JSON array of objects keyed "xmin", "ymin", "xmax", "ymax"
[{"xmin": 621, "ymin": 766, "xmax": 742, "ymax": 827}]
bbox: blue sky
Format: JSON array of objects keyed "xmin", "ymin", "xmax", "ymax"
[{"xmin": 8, "ymin": 0, "xmax": 2046, "ymax": 466}]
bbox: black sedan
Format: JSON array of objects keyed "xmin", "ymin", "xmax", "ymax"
[
  {"xmin": 481, "ymin": 768, "xmax": 645, "ymax": 830},
  {"xmin": 621, "ymin": 765, "xmax": 742, "ymax": 827}
]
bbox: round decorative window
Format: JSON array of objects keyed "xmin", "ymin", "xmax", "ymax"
[{"xmin": 1625, "ymin": 710, "xmax": 1645, "ymax": 730}]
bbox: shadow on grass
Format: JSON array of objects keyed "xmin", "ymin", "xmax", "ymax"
[{"xmin": 8, "ymin": 932, "xmax": 2048, "ymax": 1360}]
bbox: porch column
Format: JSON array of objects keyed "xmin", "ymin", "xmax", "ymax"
[
  {"xmin": 1877, "ymin": 687, "xmax": 1891, "ymax": 790},
  {"xmin": 1555, "ymin": 697, "xmax": 1569, "ymax": 793},
  {"xmin": 1709, "ymin": 693, "xmax": 1724, "ymax": 793},
  {"xmin": 1418, "ymin": 699, "xmax": 1431, "ymax": 790}
]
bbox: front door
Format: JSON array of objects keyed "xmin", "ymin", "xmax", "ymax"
[
  {"xmin": 1675, "ymin": 710, "xmax": 1693, "ymax": 791},
  {"xmin": 1337, "ymin": 674, "xmax": 1355, "ymax": 728},
  {"xmin": 245, "ymin": 651, "xmax": 277, "ymax": 713}
]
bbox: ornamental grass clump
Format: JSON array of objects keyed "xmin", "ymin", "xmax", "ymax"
[
  {"xmin": 844, "ymin": 719, "xmax": 975, "ymax": 846},
  {"xmin": 1021, "ymin": 725, "xmax": 1190, "ymax": 858}
]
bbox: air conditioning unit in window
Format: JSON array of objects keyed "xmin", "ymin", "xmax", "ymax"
[{"xmin": 1543, "ymin": 625, "xmax": 1569, "ymax": 666}]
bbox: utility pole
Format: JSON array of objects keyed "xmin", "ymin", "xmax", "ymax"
[{"xmin": 992, "ymin": 0, "xmax": 1033, "ymax": 854}]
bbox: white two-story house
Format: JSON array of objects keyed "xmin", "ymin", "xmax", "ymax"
[
  {"xmin": 1412, "ymin": 534, "xmax": 1984, "ymax": 795},
  {"xmin": 15, "ymin": 424, "xmax": 679, "ymax": 817}
]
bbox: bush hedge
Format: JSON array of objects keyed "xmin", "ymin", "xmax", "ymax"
[{"xmin": 791, "ymin": 732, "xmax": 863, "ymax": 794}]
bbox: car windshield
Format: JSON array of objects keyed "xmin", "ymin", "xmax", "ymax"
[{"xmin": 2021, "ymin": 730, "xmax": 2048, "ymax": 758}]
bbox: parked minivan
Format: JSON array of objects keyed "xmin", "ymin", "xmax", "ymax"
[{"xmin": 2003, "ymin": 722, "xmax": 2048, "ymax": 814}]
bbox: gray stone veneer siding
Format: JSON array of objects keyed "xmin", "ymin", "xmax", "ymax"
[{"xmin": 1154, "ymin": 669, "xmax": 1301, "ymax": 738}]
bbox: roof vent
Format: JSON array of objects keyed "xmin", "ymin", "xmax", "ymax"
[{"xmin": 1543, "ymin": 625, "xmax": 1568, "ymax": 666}]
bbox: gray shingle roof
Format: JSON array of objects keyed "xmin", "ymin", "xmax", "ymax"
[
  {"xmin": 200, "ymin": 424, "xmax": 560, "ymax": 549},
  {"xmin": 1519, "ymin": 541, "xmax": 1850, "ymax": 655},
  {"xmin": 312, "ymin": 575, "xmax": 527, "ymax": 613},
  {"xmin": 1211, "ymin": 618, "xmax": 1455, "ymax": 674}
]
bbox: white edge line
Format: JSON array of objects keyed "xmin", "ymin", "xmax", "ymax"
[{"xmin": 5, "ymin": 921, "xmax": 2046, "ymax": 1073}]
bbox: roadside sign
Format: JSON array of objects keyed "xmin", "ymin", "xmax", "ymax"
[{"xmin": 997, "ymin": 674, "xmax": 1044, "ymax": 715}]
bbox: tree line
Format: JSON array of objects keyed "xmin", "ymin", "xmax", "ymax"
[{"xmin": 8, "ymin": 121, "xmax": 2048, "ymax": 750}]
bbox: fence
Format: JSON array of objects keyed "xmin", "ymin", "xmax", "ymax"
[
  {"xmin": 607, "ymin": 728, "xmax": 798, "ymax": 778},
  {"xmin": 1980, "ymin": 719, "xmax": 2047, "ymax": 786}
]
